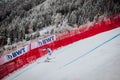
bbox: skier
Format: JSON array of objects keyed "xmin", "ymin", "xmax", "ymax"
[
  {"xmin": 44, "ymin": 47, "xmax": 53, "ymax": 62},
  {"xmin": 45, "ymin": 47, "xmax": 52, "ymax": 56}
]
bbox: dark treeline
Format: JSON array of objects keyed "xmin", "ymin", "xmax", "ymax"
[{"xmin": 0, "ymin": 0, "xmax": 120, "ymax": 47}]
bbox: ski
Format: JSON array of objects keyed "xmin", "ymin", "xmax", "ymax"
[{"xmin": 37, "ymin": 57, "xmax": 55, "ymax": 64}]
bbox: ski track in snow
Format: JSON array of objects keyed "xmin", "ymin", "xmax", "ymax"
[{"xmin": 4, "ymin": 27, "xmax": 120, "ymax": 80}]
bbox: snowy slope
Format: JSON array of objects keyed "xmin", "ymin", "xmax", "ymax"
[{"xmin": 4, "ymin": 27, "xmax": 120, "ymax": 80}]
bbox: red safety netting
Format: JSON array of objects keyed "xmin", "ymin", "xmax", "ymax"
[{"xmin": 0, "ymin": 15, "xmax": 120, "ymax": 79}]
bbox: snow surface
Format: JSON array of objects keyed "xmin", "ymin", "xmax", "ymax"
[{"xmin": 4, "ymin": 27, "xmax": 120, "ymax": 80}]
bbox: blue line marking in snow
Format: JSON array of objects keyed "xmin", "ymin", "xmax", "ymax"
[
  {"xmin": 9, "ymin": 63, "xmax": 37, "ymax": 80},
  {"xmin": 8, "ymin": 32, "xmax": 120, "ymax": 80},
  {"xmin": 63, "ymin": 33, "xmax": 120, "ymax": 68}
]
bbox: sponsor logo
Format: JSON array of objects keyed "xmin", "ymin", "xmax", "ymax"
[
  {"xmin": 6, "ymin": 48, "xmax": 26, "ymax": 60},
  {"xmin": 38, "ymin": 35, "xmax": 55, "ymax": 46}
]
